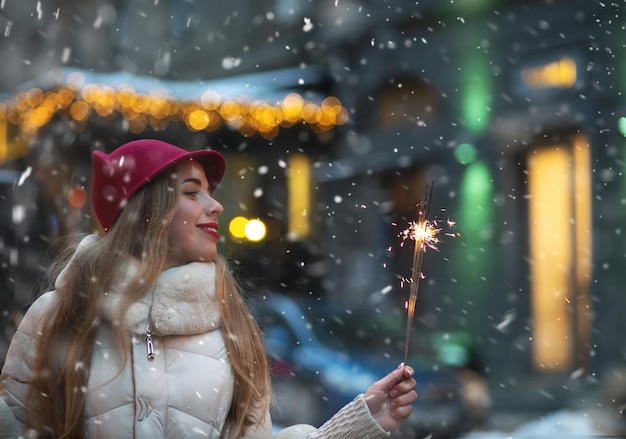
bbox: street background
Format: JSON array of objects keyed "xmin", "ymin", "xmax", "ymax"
[{"xmin": 1, "ymin": 1, "xmax": 626, "ymax": 437}]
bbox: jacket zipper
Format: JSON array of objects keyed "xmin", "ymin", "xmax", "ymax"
[{"xmin": 146, "ymin": 324, "xmax": 155, "ymax": 360}]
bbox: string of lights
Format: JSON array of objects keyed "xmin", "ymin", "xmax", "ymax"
[{"xmin": 0, "ymin": 73, "xmax": 348, "ymax": 140}]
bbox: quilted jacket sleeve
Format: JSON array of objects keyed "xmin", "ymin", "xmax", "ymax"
[
  {"xmin": 274, "ymin": 394, "xmax": 390, "ymax": 439},
  {"xmin": 0, "ymin": 292, "xmax": 56, "ymax": 438}
]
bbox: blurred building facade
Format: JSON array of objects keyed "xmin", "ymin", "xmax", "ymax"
[{"xmin": 314, "ymin": 0, "xmax": 626, "ymax": 416}]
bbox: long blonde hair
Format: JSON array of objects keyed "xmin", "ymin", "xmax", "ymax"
[{"xmin": 27, "ymin": 167, "xmax": 271, "ymax": 438}]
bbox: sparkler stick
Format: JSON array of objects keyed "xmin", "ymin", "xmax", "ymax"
[{"xmin": 403, "ymin": 182, "xmax": 436, "ymax": 366}]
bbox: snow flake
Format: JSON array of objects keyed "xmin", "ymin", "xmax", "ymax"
[
  {"xmin": 303, "ymin": 17, "xmax": 313, "ymax": 32},
  {"xmin": 222, "ymin": 57, "xmax": 241, "ymax": 70},
  {"xmin": 495, "ymin": 311, "xmax": 515, "ymax": 333},
  {"xmin": 12, "ymin": 205, "xmax": 25, "ymax": 224},
  {"xmin": 61, "ymin": 47, "xmax": 71, "ymax": 64},
  {"xmin": 17, "ymin": 166, "xmax": 32, "ymax": 186}
]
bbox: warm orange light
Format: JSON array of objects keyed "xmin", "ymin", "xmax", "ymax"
[
  {"xmin": 70, "ymin": 101, "xmax": 90, "ymax": 121},
  {"xmin": 68, "ymin": 187, "xmax": 88, "ymax": 208},
  {"xmin": 522, "ymin": 57, "xmax": 577, "ymax": 89},
  {"xmin": 148, "ymin": 97, "xmax": 169, "ymax": 119},
  {"xmin": 220, "ymin": 100, "xmax": 242, "ymax": 121},
  {"xmin": 25, "ymin": 88, "xmax": 43, "ymax": 107},
  {"xmin": 188, "ymin": 109, "xmax": 210, "ymax": 130},
  {"xmin": 56, "ymin": 87, "xmax": 75, "ymax": 108},
  {"xmin": 117, "ymin": 87, "xmax": 137, "ymax": 108},
  {"xmin": 301, "ymin": 103, "xmax": 321, "ymax": 123},
  {"xmin": 321, "ymin": 96, "xmax": 342, "ymax": 115},
  {"xmin": 131, "ymin": 93, "xmax": 150, "ymax": 113},
  {"xmin": 282, "ymin": 93, "xmax": 304, "ymax": 123}
]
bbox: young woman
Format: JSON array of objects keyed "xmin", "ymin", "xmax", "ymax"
[{"xmin": 0, "ymin": 139, "xmax": 417, "ymax": 438}]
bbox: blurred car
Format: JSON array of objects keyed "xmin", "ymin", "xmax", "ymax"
[{"xmin": 249, "ymin": 292, "xmax": 490, "ymax": 438}]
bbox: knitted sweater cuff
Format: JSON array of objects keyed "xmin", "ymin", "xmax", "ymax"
[{"xmin": 309, "ymin": 394, "xmax": 390, "ymax": 439}]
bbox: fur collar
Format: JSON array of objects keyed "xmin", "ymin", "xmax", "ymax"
[
  {"xmin": 101, "ymin": 261, "xmax": 221, "ymax": 336},
  {"xmin": 58, "ymin": 234, "xmax": 221, "ymax": 336}
]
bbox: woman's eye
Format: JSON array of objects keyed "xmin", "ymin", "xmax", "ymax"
[{"xmin": 185, "ymin": 190, "xmax": 199, "ymax": 197}]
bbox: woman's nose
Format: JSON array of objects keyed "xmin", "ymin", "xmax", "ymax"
[{"xmin": 206, "ymin": 197, "xmax": 223, "ymax": 216}]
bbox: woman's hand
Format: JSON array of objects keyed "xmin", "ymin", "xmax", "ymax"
[{"xmin": 363, "ymin": 363, "xmax": 418, "ymax": 432}]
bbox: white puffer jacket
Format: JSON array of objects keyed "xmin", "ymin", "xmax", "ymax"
[
  {"xmin": 0, "ymin": 234, "xmax": 271, "ymax": 438},
  {"xmin": 0, "ymin": 235, "xmax": 389, "ymax": 439}
]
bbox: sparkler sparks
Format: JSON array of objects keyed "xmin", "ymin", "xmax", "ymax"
[{"xmin": 400, "ymin": 219, "xmax": 441, "ymax": 253}]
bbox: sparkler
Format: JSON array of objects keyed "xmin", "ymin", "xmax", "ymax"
[{"xmin": 401, "ymin": 182, "xmax": 439, "ymax": 365}]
